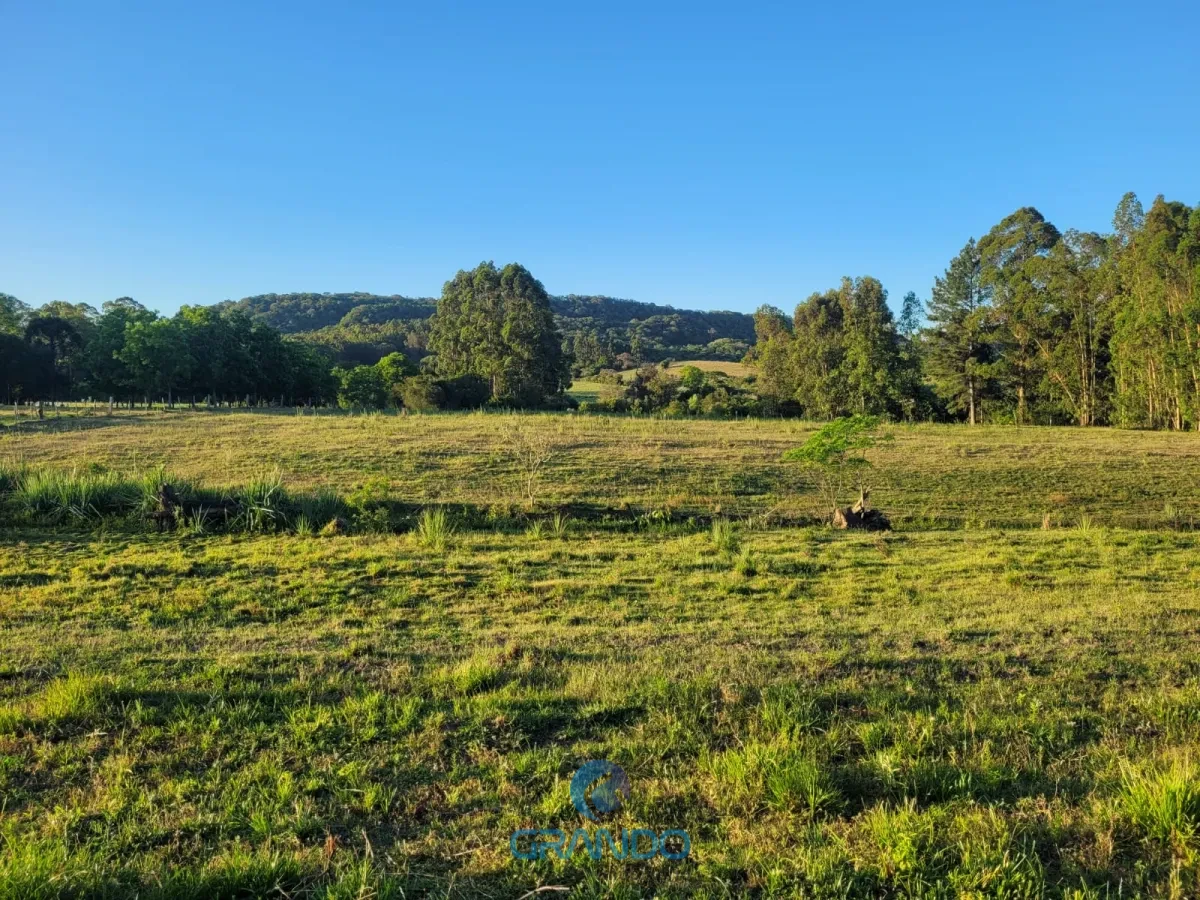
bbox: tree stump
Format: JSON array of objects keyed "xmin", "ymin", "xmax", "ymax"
[
  {"xmin": 832, "ymin": 494, "xmax": 890, "ymax": 531},
  {"xmin": 149, "ymin": 484, "xmax": 181, "ymax": 532}
]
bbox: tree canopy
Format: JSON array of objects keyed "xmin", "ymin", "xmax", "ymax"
[{"xmin": 428, "ymin": 262, "xmax": 570, "ymax": 407}]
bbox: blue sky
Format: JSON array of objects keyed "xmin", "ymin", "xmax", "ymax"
[{"xmin": 2, "ymin": 0, "xmax": 1198, "ymax": 318}]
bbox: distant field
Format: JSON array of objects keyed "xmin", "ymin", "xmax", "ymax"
[
  {"xmin": 3, "ymin": 411, "xmax": 1200, "ymax": 896},
  {"xmin": 2, "ymin": 410, "xmax": 1198, "ymax": 528},
  {"xmin": 663, "ymin": 359, "xmax": 754, "ymax": 378},
  {"xmin": 567, "ymin": 360, "xmax": 754, "ymax": 396}
]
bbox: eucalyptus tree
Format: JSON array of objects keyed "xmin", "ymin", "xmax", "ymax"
[
  {"xmin": 429, "ymin": 262, "xmax": 569, "ymax": 407},
  {"xmin": 978, "ymin": 207, "xmax": 1061, "ymax": 424}
]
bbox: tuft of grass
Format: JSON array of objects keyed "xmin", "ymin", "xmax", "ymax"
[
  {"xmin": 735, "ymin": 547, "xmax": 759, "ymax": 577},
  {"xmin": 297, "ymin": 487, "xmax": 344, "ymax": 528},
  {"xmin": 416, "ymin": 506, "xmax": 455, "ymax": 552},
  {"xmin": 17, "ymin": 468, "xmax": 138, "ymax": 523},
  {"xmin": 550, "ymin": 512, "xmax": 572, "ymax": 539},
  {"xmin": 184, "ymin": 507, "xmax": 209, "ymax": 536},
  {"xmin": 234, "ymin": 470, "xmax": 290, "ymax": 533},
  {"xmin": 31, "ymin": 673, "xmax": 117, "ymax": 728},
  {"xmin": 710, "ymin": 518, "xmax": 741, "ymax": 554},
  {"xmin": 1121, "ymin": 757, "xmax": 1200, "ymax": 847}
]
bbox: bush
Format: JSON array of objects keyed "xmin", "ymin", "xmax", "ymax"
[
  {"xmin": 336, "ymin": 365, "xmax": 389, "ymax": 410},
  {"xmin": 438, "ymin": 374, "xmax": 490, "ymax": 410},
  {"xmin": 400, "ymin": 376, "xmax": 444, "ymax": 412}
]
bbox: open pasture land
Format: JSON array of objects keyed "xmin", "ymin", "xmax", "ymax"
[
  {"xmin": 1, "ymin": 413, "xmax": 1200, "ymax": 897},
  {"xmin": 2, "ymin": 410, "xmax": 1199, "ymax": 528}
]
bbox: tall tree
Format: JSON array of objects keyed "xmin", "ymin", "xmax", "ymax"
[
  {"xmin": 897, "ymin": 292, "xmax": 923, "ymax": 338},
  {"xmin": 978, "ymin": 207, "xmax": 1061, "ymax": 424},
  {"xmin": 429, "ymin": 262, "xmax": 569, "ymax": 407},
  {"xmin": 86, "ymin": 298, "xmax": 156, "ymax": 404},
  {"xmin": 750, "ymin": 305, "xmax": 795, "ymax": 402},
  {"xmin": 924, "ymin": 240, "xmax": 993, "ymax": 424},
  {"xmin": 0, "ymin": 293, "xmax": 28, "ymax": 335},
  {"xmin": 1109, "ymin": 195, "xmax": 1200, "ymax": 429},
  {"xmin": 118, "ymin": 317, "xmax": 192, "ymax": 406},
  {"xmin": 24, "ymin": 315, "xmax": 84, "ymax": 402},
  {"xmin": 1029, "ymin": 231, "xmax": 1112, "ymax": 425}
]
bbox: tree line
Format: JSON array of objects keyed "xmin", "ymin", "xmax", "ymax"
[
  {"xmin": 752, "ymin": 192, "xmax": 1200, "ymax": 429},
  {"xmin": 0, "ymin": 262, "xmax": 575, "ymax": 412},
  {"xmin": 0, "ymin": 298, "xmax": 336, "ymax": 407},
  {"xmin": 5, "ymin": 191, "xmax": 1197, "ymax": 427}
]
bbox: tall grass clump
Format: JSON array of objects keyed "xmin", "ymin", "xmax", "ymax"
[
  {"xmin": 17, "ymin": 469, "xmax": 138, "ymax": 523},
  {"xmin": 1121, "ymin": 757, "xmax": 1200, "ymax": 847},
  {"xmin": 416, "ymin": 507, "xmax": 455, "ymax": 552},
  {"xmin": 710, "ymin": 518, "xmax": 741, "ymax": 555},
  {"xmin": 297, "ymin": 487, "xmax": 344, "ymax": 528},
  {"xmin": 233, "ymin": 470, "xmax": 292, "ymax": 533},
  {"xmin": 550, "ymin": 512, "xmax": 572, "ymax": 539}
]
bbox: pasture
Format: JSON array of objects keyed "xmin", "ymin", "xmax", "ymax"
[{"xmin": 1, "ymin": 411, "xmax": 1199, "ymax": 897}]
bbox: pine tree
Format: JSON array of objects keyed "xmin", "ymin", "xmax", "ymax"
[{"xmin": 924, "ymin": 240, "xmax": 992, "ymax": 424}]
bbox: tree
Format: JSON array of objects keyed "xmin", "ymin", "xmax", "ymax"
[
  {"xmin": 678, "ymin": 365, "xmax": 705, "ymax": 392},
  {"xmin": 783, "ymin": 415, "xmax": 892, "ymax": 520},
  {"xmin": 840, "ymin": 277, "xmax": 904, "ymax": 415},
  {"xmin": 1108, "ymin": 195, "xmax": 1200, "ymax": 430},
  {"xmin": 1029, "ymin": 231, "xmax": 1112, "ymax": 425},
  {"xmin": 429, "ymin": 262, "xmax": 570, "ymax": 407},
  {"xmin": 978, "ymin": 207, "xmax": 1061, "ymax": 424},
  {"xmin": 335, "ymin": 365, "xmax": 388, "ymax": 410},
  {"xmin": 789, "ymin": 287, "xmax": 849, "ymax": 418},
  {"xmin": 924, "ymin": 240, "xmax": 993, "ymax": 424},
  {"xmin": 375, "ymin": 352, "xmax": 417, "ymax": 406},
  {"xmin": 86, "ymin": 298, "xmax": 156, "ymax": 403},
  {"xmin": 0, "ymin": 294, "xmax": 28, "ymax": 335},
  {"xmin": 400, "ymin": 375, "xmax": 445, "ymax": 411},
  {"xmin": 898, "ymin": 292, "xmax": 923, "ymax": 338},
  {"xmin": 118, "ymin": 317, "xmax": 192, "ymax": 406},
  {"xmin": 0, "ymin": 333, "xmax": 32, "ymax": 402},
  {"xmin": 501, "ymin": 420, "xmax": 562, "ymax": 509},
  {"xmin": 750, "ymin": 304, "xmax": 795, "ymax": 402},
  {"xmin": 24, "ymin": 315, "xmax": 84, "ymax": 401}
]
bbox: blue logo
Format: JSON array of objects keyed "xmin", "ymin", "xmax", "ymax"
[
  {"xmin": 569, "ymin": 759, "xmax": 631, "ymax": 821},
  {"xmin": 510, "ymin": 760, "xmax": 690, "ymax": 861}
]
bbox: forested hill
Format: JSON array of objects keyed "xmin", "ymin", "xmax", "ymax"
[
  {"xmin": 219, "ymin": 293, "xmax": 438, "ymax": 333},
  {"xmin": 221, "ymin": 292, "xmax": 756, "ymax": 368}
]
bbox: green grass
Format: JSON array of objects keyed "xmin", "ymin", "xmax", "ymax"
[
  {"xmin": 4, "ymin": 409, "xmax": 1198, "ymax": 528},
  {"xmin": 1, "ymin": 526, "xmax": 1199, "ymax": 895},
  {"xmin": 2, "ymin": 411, "xmax": 1200, "ymax": 896}
]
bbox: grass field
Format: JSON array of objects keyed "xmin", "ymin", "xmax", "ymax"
[
  {"xmin": 567, "ymin": 361, "xmax": 755, "ymax": 403},
  {"xmin": 2, "ymin": 412, "xmax": 1200, "ymax": 897}
]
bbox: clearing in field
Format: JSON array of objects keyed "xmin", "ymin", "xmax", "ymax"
[{"xmin": 1, "ymin": 411, "xmax": 1199, "ymax": 898}]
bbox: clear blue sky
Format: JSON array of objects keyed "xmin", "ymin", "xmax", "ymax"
[{"xmin": 3, "ymin": 1, "xmax": 1198, "ymax": 318}]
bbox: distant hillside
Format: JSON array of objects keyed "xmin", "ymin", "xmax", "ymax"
[
  {"xmin": 222, "ymin": 292, "xmax": 755, "ymax": 370},
  {"xmin": 220, "ymin": 293, "xmax": 437, "ymax": 333}
]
